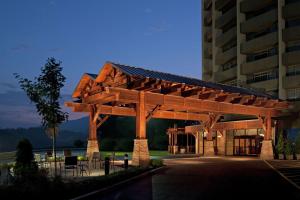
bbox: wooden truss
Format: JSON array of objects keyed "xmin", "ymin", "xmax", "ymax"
[{"xmin": 66, "ymin": 62, "xmax": 290, "ymax": 141}]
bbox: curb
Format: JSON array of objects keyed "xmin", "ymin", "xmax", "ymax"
[
  {"xmin": 70, "ymin": 166, "xmax": 165, "ymax": 200},
  {"xmin": 263, "ymin": 160, "xmax": 300, "ymax": 190}
]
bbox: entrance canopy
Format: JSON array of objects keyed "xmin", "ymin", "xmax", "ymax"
[
  {"xmin": 66, "ymin": 62, "xmax": 288, "ymax": 119},
  {"xmin": 65, "ymin": 62, "xmax": 290, "ymax": 163}
]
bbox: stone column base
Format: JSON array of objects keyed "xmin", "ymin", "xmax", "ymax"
[
  {"xmin": 132, "ymin": 139, "xmax": 150, "ymax": 167},
  {"xmin": 87, "ymin": 139, "xmax": 99, "ymax": 158},
  {"xmin": 260, "ymin": 140, "xmax": 274, "ymax": 160},
  {"xmin": 204, "ymin": 140, "xmax": 215, "ymax": 156}
]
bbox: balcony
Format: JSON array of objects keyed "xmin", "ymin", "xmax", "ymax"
[
  {"xmin": 283, "ymin": 26, "xmax": 300, "ymax": 42},
  {"xmin": 205, "ymin": 28, "xmax": 212, "ymax": 42},
  {"xmin": 203, "ymin": 59, "xmax": 212, "ymax": 68},
  {"xmin": 241, "ymin": 32, "xmax": 278, "ymax": 54},
  {"xmin": 215, "ymin": 6, "xmax": 236, "ymax": 29},
  {"xmin": 247, "ymin": 79, "xmax": 278, "ymax": 91},
  {"xmin": 215, "ymin": 0, "xmax": 232, "ymax": 11},
  {"xmin": 283, "ymin": 75, "xmax": 300, "ymax": 89},
  {"xmin": 241, "ymin": 55, "xmax": 278, "ymax": 75},
  {"xmin": 203, "ymin": 42, "xmax": 212, "ymax": 58},
  {"xmin": 283, "ymin": 50, "xmax": 300, "ymax": 66},
  {"xmin": 241, "ymin": 9, "xmax": 277, "ymax": 33},
  {"xmin": 283, "ymin": 2, "xmax": 300, "ymax": 20},
  {"xmin": 204, "ymin": 0, "xmax": 212, "ymax": 10},
  {"xmin": 214, "ymin": 66, "xmax": 237, "ymax": 83},
  {"xmin": 240, "ymin": 0, "xmax": 274, "ymax": 13},
  {"xmin": 216, "ymin": 27, "xmax": 237, "ymax": 48},
  {"xmin": 215, "ymin": 47, "xmax": 237, "ymax": 65},
  {"xmin": 204, "ymin": 11, "xmax": 212, "ymax": 26}
]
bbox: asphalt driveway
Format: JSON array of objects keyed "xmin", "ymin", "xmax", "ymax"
[{"xmin": 92, "ymin": 157, "xmax": 300, "ymax": 200}]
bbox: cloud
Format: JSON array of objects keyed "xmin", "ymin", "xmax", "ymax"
[
  {"xmin": 0, "ymin": 82, "xmax": 17, "ymax": 90},
  {"xmin": 144, "ymin": 21, "xmax": 171, "ymax": 36},
  {"xmin": 144, "ymin": 8, "xmax": 152, "ymax": 14},
  {"xmin": 11, "ymin": 44, "xmax": 30, "ymax": 52}
]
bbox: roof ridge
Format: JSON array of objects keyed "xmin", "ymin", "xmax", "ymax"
[{"xmin": 109, "ymin": 61, "xmax": 203, "ymax": 82}]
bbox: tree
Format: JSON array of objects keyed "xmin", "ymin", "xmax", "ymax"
[{"xmin": 15, "ymin": 58, "xmax": 68, "ymax": 176}]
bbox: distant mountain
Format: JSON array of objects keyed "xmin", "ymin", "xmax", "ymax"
[
  {"xmin": 0, "ymin": 115, "xmax": 188, "ymax": 152},
  {"xmin": 60, "ymin": 117, "xmax": 89, "ymax": 133},
  {"xmin": 0, "ymin": 90, "xmax": 84, "ymax": 129}
]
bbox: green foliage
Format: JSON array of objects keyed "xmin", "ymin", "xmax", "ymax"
[
  {"xmin": 14, "ymin": 58, "xmax": 68, "ymax": 130},
  {"xmin": 276, "ymin": 130, "xmax": 285, "ymax": 154},
  {"xmin": 150, "ymin": 159, "xmax": 164, "ymax": 168},
  {"xmin": 73, "ymin": 139, "xmax": 85, "ymax": 148},
  {"xmin": 285, "ymin": 140, "xmax": 293, "ymax": 155}
]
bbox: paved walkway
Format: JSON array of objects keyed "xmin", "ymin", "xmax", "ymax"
[{"xmin": 92, "ymin": 157, "xmax": 300, "ymax": 200}]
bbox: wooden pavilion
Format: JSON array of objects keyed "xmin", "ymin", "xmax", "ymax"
[{"xmin": 65, "ymin": 62, "xmax": 290, "ymax": 166}]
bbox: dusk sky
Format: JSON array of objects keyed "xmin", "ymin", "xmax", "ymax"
[{"xmin": 0, "ymin": 0, "xmax": 202, "ymax": 128}]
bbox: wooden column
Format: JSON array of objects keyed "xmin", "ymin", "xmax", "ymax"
[
  {"xmin": 87, "ymin": 106, "xmax": 99, "ymax": 158},
  {"xmin": 207, "ymin": 129, "xmax": 213, "ymax": 141},
  {"xmin": 136, "ymin": 91, "xmax": 146, "ymax": 139},
  {"xmin": 265, "ymin": 114, "xmax": 272, "ymax": 140},
  {"xmin": 260, "ymin": 113, "xmax": 274, "ymax": 160},
  {"xmin": 132, "ymin": 91, "xmax": 150, "ymax": 166}
]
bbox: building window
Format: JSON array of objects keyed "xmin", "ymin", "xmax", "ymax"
[
  {"xmin": 246, "ymin": 69, "xmax": 278, "ymax": 84},
  {"xmin": 245, "ymin": 3, "xmax": 277, "ymax": 20},
  {"xmin": 246, "ymin": 47, "xmax": 277, "ymax": 62},
  {"xmin": 287, "ymin": 88, "xmax": 300, "ymax": 100},
  {"xmin": 222, "ymin": 41, "xmax": 236, "ymax": 52},
  {"xmin": 286, "ymin": 18, "xmax": 300, "ymax": 28},
  {"xmin": 286, "ymin": 65, "xmax": 300, "ymax": 76},
  {"xmin": 286, "ymin": 0, "xmax": 300, "ymax": 5},
  {"xmin": 286, "ymin": 41, "xmax": 300, "ymax": 52},
  {"xmin": 222, "ymin": 59, "xmax": 237, "ymax": 71},
  {"xmin": 267, "ymin": 90, "xmax": 279, "ymax": 98},
  {"xmin": 222, "ymin": 79, "xmax": 237, "ymax": 86},
  {"xmin": 246, "ymin": 23, "xmax": 277, "ymax": 41}
]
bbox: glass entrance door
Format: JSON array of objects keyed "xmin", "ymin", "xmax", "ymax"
[{"xmin": 234, "ymin": 136, "xmax": 262, "ymax": 156}]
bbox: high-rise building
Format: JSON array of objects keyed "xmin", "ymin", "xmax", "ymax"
[{"xmin": 202, "ymin": 0, "xmax": 300, "ymax": 103}]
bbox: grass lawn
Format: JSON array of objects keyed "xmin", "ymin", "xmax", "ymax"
[
  {"xmin": 0, "ymin": 151, "xmax": 16, "ymax": 164},
  {"xmin": 100, "ymin": 150, "xmax": 169, "ymax": 158}
]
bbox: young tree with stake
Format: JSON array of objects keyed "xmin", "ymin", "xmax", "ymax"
[{"xmin": 15, "ymin": 57, "xmax": 68, "ymax": 176}]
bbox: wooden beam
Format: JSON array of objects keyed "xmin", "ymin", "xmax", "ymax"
[
  {"xmin": 185, "ymin": 119, "xmax": 263, "ymax": 133},
  {"xmin": 146, "ymin": 105, "xmax": 161, "ymax": 122},
  {"xmin": 97, "ymin": 115, "xmax": 110, "ymax": 128},
  {"xmin": 65, "ymin": 102, "xmax": 209, "ymax": 121},
  {"xmin": 103, "ymin": 87, "xmax": 285, "ymax": 116}
]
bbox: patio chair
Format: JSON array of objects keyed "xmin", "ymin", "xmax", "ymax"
[{"xmin": 64, "ymin": 156, "xmax": 78, "ymax": 176}]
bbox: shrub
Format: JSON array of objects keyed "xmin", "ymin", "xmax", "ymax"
[
  {"xmin": 285, "ymin": 140, "xmax": 293, "ymax": 156},
  {"xmin": 276, "ymin": 130, "xmax": 284, "ymax": 155},
  {"xmin": 150, "ymin": 159, "xmax": 164, "ymax": 168}
]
